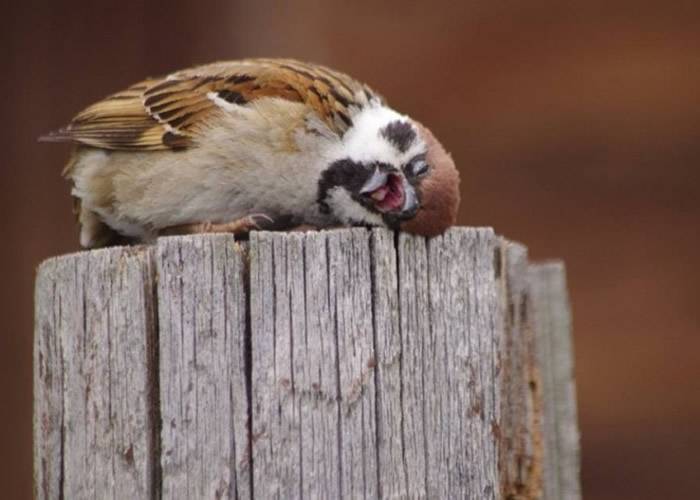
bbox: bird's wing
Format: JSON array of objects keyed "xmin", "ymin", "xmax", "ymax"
[{"xmin": 40, "ymin": 59, "xmax": 383, "ymax": 151}]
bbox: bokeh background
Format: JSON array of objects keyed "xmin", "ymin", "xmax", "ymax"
[{"xmin": 2, "ymin": 1, "xmax": 698, "ymax": 498}]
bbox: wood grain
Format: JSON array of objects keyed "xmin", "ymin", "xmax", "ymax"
[
  {"xmin": 371, "ymin": 229, "xmax": 408, "ymax": 496},
  {"xmin": 498, "ymin": 241, "xmax": 545, "ymax": 498},
  {"xmin": 249, "ymin": 229, "xmax": 379, "ymax": 498},
  {"xmin": 34, "ymin": 246, "xmax": 157, "ymax": 499},
  {"xmin": 34, "ymin": 229, "xmax": 580, "ymax": 499},
  {"xmin": 156, "ymin": 235, "xmax": 250, "ymax": 500},
  {"xmin": 425, "ymin": 228, "xmax": 502, "ymax": 499},
  {"xmin": 530, "ymin": 263, "xmax": 581, "ymax": 500}
]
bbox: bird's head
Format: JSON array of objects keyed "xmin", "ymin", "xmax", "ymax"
[{"xmin": 317, "ymin": 107, "xmax": 459, "ymax": 235}]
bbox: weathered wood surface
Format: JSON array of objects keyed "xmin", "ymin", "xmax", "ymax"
[
  {"xmin": 156, "ymin": 235, "xmax": 250, "ymax": 499},
  {"xmin": 34, "ymin": 228, "xmax": 580, "ymax": 499},
  {"xmin": 530, "ymin": 263, "xmax": 581, "ymax": 500},
  {"xmin": 34, "ymin": 246, "xmax": 157, "ymax": 499},
  {"xmin": 498, "ymin": 242, "xmax": 545, "ymax": 499}
]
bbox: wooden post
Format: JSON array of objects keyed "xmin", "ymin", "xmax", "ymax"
[{"xmin": 34, "ymin": 228, "xmax": 580, "ymax": 499}]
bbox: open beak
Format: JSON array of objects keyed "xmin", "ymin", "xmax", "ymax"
[
  {"xmin": 361, "ymin": 169, "xmax": 418, "ymax": 217},
  {"xmin": 360, "ymin": 169, "xmax": 388, "ymax": 195}
]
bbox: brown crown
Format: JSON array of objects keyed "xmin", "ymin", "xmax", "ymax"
[{"xmin": 400, "ymin": 123, "xmax": 461, "ymax": 236}]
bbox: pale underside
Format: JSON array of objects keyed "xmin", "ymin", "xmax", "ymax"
[{"xmin": 70, "ymin": 97, "xmax": 347, "ymax": 245}]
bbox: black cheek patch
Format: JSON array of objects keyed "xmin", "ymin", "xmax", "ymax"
[
  {"xmin": 317, "ymin": 158, "xmax": 377, "ymax": 213},
  {"xmin": 318, "ymin": 159, "xmax": 371, "ymax": 202},
  {"xmin": 380, "ymin": 120, "xmax": 417, "ymax": 153}
]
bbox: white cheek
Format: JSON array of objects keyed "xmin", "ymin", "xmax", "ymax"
[
  {"xmin": 403, "ymin": 141, "xmax": 428, "ymax": 161},
  {"xmin": 326, "ymin": 187, "xmax": 385, "ymax": 227},
  {"xmin": 337, "ymin": 105, "xmax": 427, "ymax": 166},
  {"xmin": 340, "ymin": 106, "xmax": 404, "ymax": 164}
]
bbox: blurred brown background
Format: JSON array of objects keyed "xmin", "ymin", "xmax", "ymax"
[{"xmin": 2, "ymin": 1, "xmax": 699, "ymax": 498}]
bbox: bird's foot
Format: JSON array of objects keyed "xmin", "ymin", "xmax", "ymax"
[
  {"xmin": 199, "ymin": 214, "xmax": 274, "ymax": 235},
  {"xmin": 160, "ymin": 214, "xmax": 274, "ymax": 238}
]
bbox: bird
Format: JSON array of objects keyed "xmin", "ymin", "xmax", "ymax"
[{"xmin": 41, "ymin": 58, "xmax": 460, "ymax": 247}]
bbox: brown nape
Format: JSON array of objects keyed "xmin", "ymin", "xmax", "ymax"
[{"xmin": 400, "ymin": 122, "xmax": 461, "ymax": 236}]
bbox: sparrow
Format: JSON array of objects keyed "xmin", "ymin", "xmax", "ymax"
[{"xmin": 41, "ymin": 58, "xmax": 460, "ymax": 247}]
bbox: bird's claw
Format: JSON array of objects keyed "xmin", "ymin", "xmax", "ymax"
[
  {"xmin": 160, "ymin": 214, "xmax": 275, "ymax": 238},
  {"xmin": 245, "ymin": 213, "xmax": 274, "ymax": 230}
]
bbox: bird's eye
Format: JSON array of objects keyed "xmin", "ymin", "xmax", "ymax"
[{"xmin": 410, "ymin": 159, "xmax": 430, "ymax": 177}]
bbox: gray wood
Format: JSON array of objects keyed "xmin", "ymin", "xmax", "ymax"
[
  {"xmin": 34, "ymin": 246, "xmax": 157, "ymax": 499},
  {"xmin": 423, "ymin": 228, "xmax": 502, "ymax": 499},
  {"xmin": 328, "ymin": 230, "xmax": 378, "ymax": 498},
  {"xmin": 530, "ymin": 263, "xmax": 581, "ymax": 500},
  {"xmin": 249, "ymin": 231, "xmax": 310, "ymax": 499},
  {"xmin": 34, "ymin": 261, "xmax": 64, "ymax": 500},
  {"xmin": 371, "ymin": 229, "xmax": 409, "ymax": 497},
  {"xmin": 374, "ymin": 228, "xmax": 510, "ymax": 499},
  {"xmin": 249, "ymin": 229, "xmax": 378, "ymax": 499},
  {"xmin": 34, "ymin": 229, "xmax": 581, "ymax": 500},
  {"xmin": 156, "ymin": 235, "xmax": 250, "ymax": 500}
]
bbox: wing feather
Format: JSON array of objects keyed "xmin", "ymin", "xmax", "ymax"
[{"xmin": 40, "ymin": 59, "xmax": 384, "ymax": 152}]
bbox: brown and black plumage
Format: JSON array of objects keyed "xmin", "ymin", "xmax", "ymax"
[
  {"xmin": 42, "ymin": 59, "xmax": 458, "ymax": 247},
  {"xmin": 43, "ymin": 59, "xmax": 382, "ymax": 151}
]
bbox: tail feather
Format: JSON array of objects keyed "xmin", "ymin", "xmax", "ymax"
[{"xmin": 38, "ymin": 128, "xmax": 75, "ymax": 143}]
